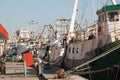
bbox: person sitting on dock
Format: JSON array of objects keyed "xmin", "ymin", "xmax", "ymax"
[
  {"xmin": 33, "ymin": 48, "xmax": 38, "ymax": 58},
  {"xmin": 42, "ymin": 45, "xmax": 50, "ymax": 61}
]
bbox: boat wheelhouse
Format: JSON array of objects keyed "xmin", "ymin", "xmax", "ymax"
[{"xmin": 97, "ymin": 4, "xmax": 120, "ymax": 42}]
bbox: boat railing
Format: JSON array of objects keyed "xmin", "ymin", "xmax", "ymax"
[{"xmin": 109, "ymin": 28, "xmax": 120, "ymax": 33}]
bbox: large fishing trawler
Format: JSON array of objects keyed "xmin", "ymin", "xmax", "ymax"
[{"xmin": 62, "ymin": 0, "xmax": 120, "ymax": 80}]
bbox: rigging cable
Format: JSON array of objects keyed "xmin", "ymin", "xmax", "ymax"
[
  {"xmin": 79, "ymin": 0, "xmax": 88, "ymax": 25},
  {"xmin": 78, "ymin": 0, "xmax": 88, "ymax": 32},
  {"xmin": 74, "ymin": 68, "xmax": 109, "ymax": 75}
]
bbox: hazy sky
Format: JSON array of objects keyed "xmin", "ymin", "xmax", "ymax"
[{"xmin": 0, "ymin": 0, "xmax": 117, "ymax": 33}]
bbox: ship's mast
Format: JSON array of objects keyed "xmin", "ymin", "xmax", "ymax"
[
  {"xmin": 69, "ymin": 0, "xmax": 78, "ymax": 33},
  {"xmin": 111, "ymin": 0, "xmax": 117, "ymax": 5},
  {"xmin": 68, "ymin": 0, "xmax": 78, "ymax": 41}
]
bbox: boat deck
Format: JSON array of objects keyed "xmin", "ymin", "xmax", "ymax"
[
  {"xmin": 0, "ymin": 62, "xmax": 39, "ymax": 80},
  {"xmin": 0, "ymin": 75, "xmax": 38, "ymax": 80},
  {"xmin": 39, "ymin": 64, "xmax": 87, "ymax": 80}
]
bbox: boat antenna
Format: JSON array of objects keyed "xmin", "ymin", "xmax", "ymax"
[{"xmin": 111, "ymin": 0, "xmax": 117, "ymax": 5}]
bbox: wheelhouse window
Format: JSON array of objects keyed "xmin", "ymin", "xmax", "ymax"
[
  {"xmin": 72, "ymin": 48, "xmax": 75, "ymax": 53},
  {"xmin": 30, "ymin": 42, "xmax": 34, "ymax": 45},
  {"xmin": 98, "ymin": 14, "xmax": 105, "ymax": 23},
  {"xmin": 76, "ymin": 48, "xmax": 79, "ymax": 54},
  {"xmin": 69, "ymin": 48, "xmax": 71, "ymax": 53},
  {"xmin": 108, "ymin": 12, "xmax": 119, "ymax": 22}
]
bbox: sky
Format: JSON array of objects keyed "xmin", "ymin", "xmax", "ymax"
[{"xmin": 0, "ymin": 0, "xmax": 119, "ymax": 34}]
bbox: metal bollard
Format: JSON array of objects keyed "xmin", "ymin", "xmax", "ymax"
[
  {"xmin": 12, "ymin": 56, "xmax": 15, "ymax": 62},
  {"xmin": 24, "ymin": 61, "xmax": 27, "ymax": 77},
  {"xmin": 37, "ymin": 57, "xmax": 43, "ymax": 75},
  {"xmin": 38, "ymin": 62, "xmax": 41, "ymax": 75}
]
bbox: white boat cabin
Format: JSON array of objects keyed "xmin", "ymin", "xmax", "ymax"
[
  {"xmin": 97, "ymin": 4, "xmax": 120, "ymax": 41},
  {"xmin": 64, "ymin": 4, "xmax": 120, "ymax": 68}
]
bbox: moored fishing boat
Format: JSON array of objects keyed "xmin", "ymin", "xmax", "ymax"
[{"xmin": 63, "ymin": 0, "xmax": 120, "ymax": 80}]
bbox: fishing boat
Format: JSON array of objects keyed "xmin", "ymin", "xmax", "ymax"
[
  {"xmin": 62, "ymin": 0, "xmax": 120, "ymax": 80},
  {"xmin": 0, "ymin": 24, "xmax": 8, "ymax": 74}
]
